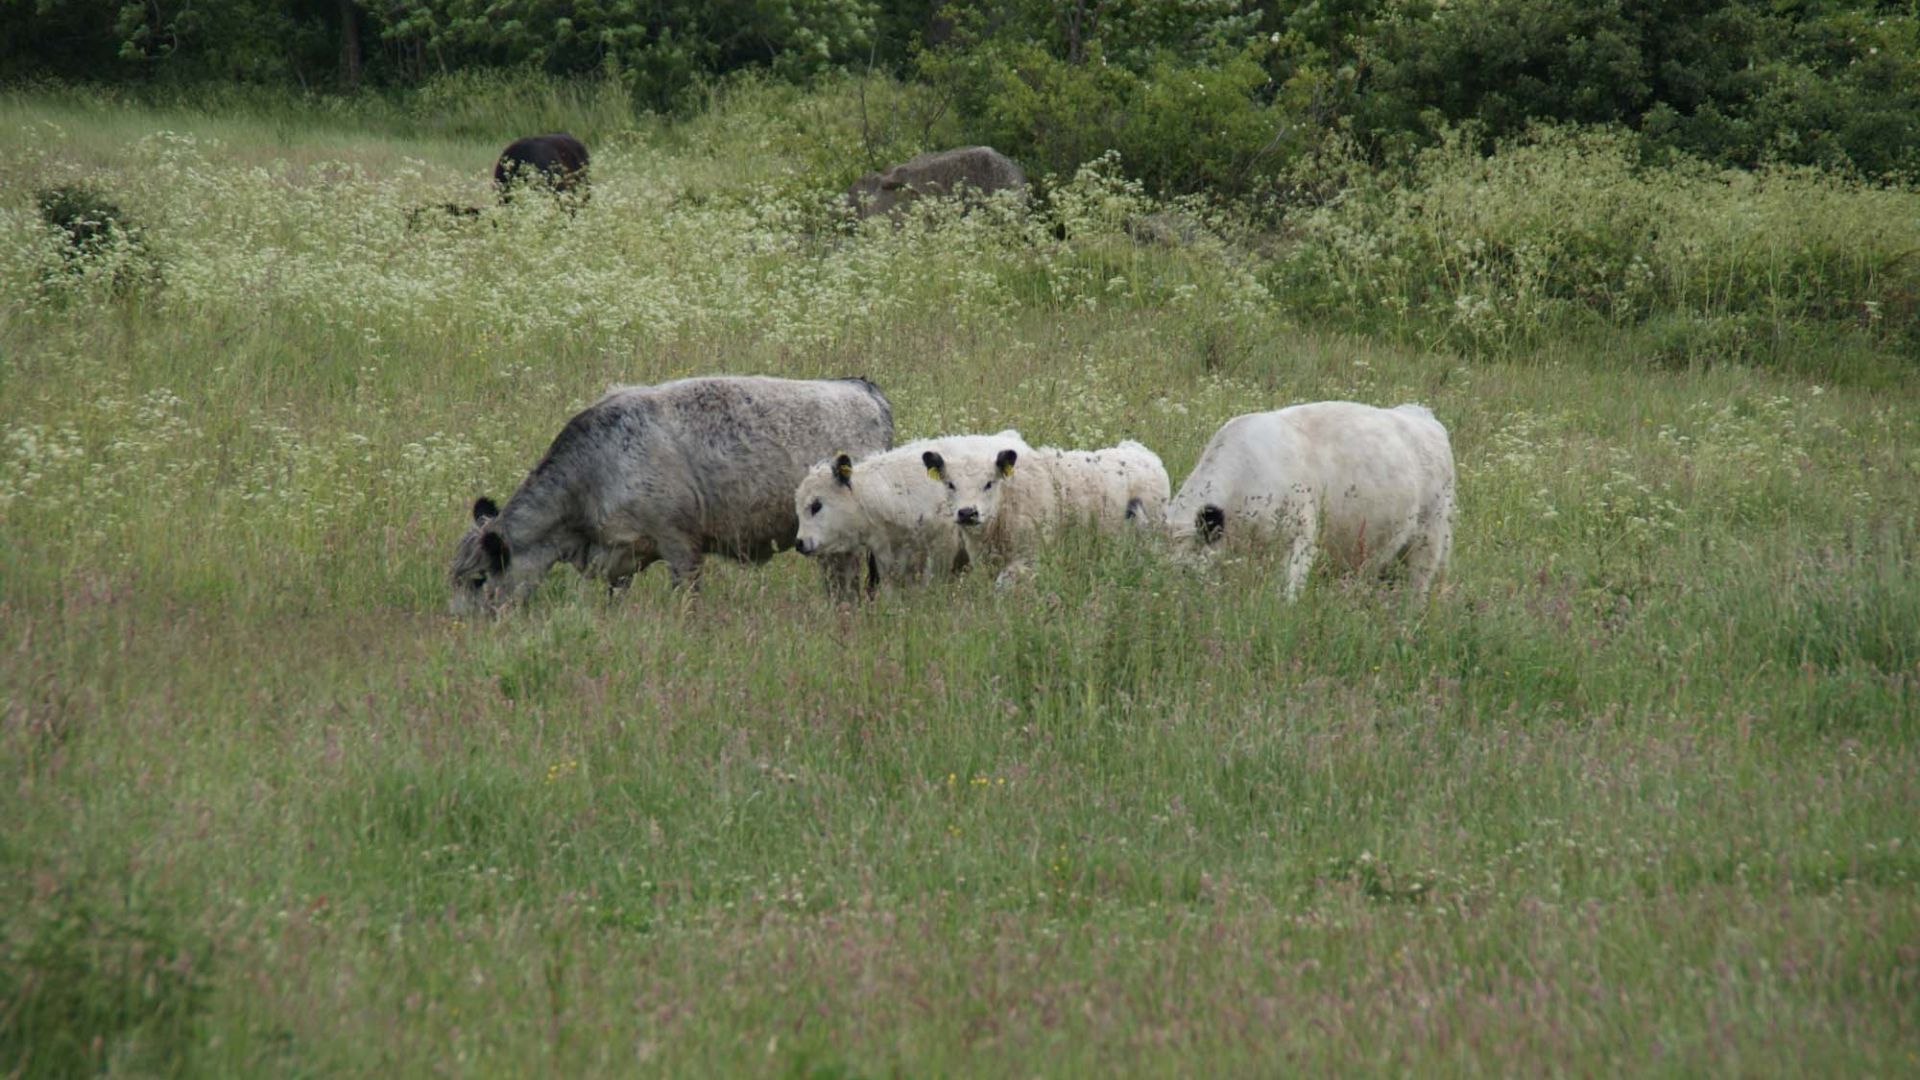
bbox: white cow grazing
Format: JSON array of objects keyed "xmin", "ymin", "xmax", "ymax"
[
  {"xmin": 1165, "ymin": 401, "xmax": 1455, "ymax": 600},
  {"xmin": 794, "ymin": 431, "xmax": 1032, "ymax": 588},
  {"xmin": 930, "ymin": 437, "xmax": 1172, "ymax": 587}
]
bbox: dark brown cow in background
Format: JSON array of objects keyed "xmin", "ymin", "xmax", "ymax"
[{"xmin": 494, "ymin": 133, "xmax": 591, "ymax": 205}]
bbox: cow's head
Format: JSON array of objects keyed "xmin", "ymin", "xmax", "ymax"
[
  {"xmin": 846, "ymin": 168, "xmax": 919, "ymax": 220},
  {"xmin": 936, "ymin": 445, "xmax": 1019, "ymax": 532},
  {"xmin": 447, "ymin": 497, "xmax": 516, "ymax": 617},
  {"xmin": 794, "ymin": 452, "xmax": 867, "ymax": 557}
]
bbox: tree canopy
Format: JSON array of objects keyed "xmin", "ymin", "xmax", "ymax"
[{"xmin": 4, "ymin": 1, "xmax": 1915, "ymax": 187}]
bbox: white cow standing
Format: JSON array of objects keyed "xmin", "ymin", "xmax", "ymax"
[
  {"xmin": 1165, "ymin": 401, "xmax": 1455, "ymax": 600},
  {"xmin": 930, "ymin": 436, "xmax": 1172, "ymax": 587},
  {"xmin": 794, "ymin": 431, "xmax": 1031, "ymax": 588}
]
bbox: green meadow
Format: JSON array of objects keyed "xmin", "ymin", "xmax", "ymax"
[{"xmin": 2, "ymin": 79, "xmax": 1916, "ymax": 1075}]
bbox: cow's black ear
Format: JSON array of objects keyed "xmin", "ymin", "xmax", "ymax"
[
  {"xmin": 995, "ymin": 448, "xmax": 1018, "ymax": 478},
  {"xmin": 833, "ymin": 453, "xmax": 854, "ymax": 487},
  {"xmin": 473, "ymin": 497, "xmax": 500, "ymax": 524},
  {"xmin": 1199, "ymin": 505, "xmax": 1226, "ymax": 544},
  {"xmin": 481, "ymin": 531, "xmax": 511, "ymax": 573},
  {"xmin": 921, "ymin": 450, "xmax": 945, "ymax": 480}
]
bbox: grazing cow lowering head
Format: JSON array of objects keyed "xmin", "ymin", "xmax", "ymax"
[
  {"xmin": 447, "ymin": 376, "xmax": 893, "ymax": 616},
  {"xmin": 1162, "ymin": 401, "xmax": 1456, "ymax": 601},
  {"xmin": 494, "ymin": 133, "xmax": 590, "ymax": 205},
  {"xmin": 844, "ymin": 146, "xmax": 1026, "ymax": 221},
  {"xmin": 447, "ymin": 496, "xmax": 515, "ymax": 618}
]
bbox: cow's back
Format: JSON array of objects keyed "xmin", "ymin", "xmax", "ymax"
[
  {"xmin": 641, "ymin": 376, "xmax": 892, "ymax": 550},
  {"xmin": 1184, "ymin": 410, "xmax": 1310, "ymax": 505},
  {"xmin": 494, "ymin": 133, "xmax": 590, "ymax": 193},
  {"xmin": 1039, "ymin": 448, "xmax": 1145, "ymax": 527},
  {"xmin": 1273, "ymin": 401, "xmax": 1450, "ymax": 566},
  {"xmin": 849, "ymin": 146, "xmax": 1027, "ymax": 219}
]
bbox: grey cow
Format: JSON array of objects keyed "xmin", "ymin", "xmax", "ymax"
[
  {"xmin": 845, "ymin": 146, "xmax": 1027, "ymax": 220},
  {"xmin": 448, "ymin": 376, "xmax": 893, "ymax": 616}
]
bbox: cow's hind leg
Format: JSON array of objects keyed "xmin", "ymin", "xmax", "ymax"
[{"xmin": 1406, "ymin": 519, "xmax": 1451, "ymax": 600}]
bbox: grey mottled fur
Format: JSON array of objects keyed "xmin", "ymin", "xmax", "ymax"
[
  {"xmin": 448, "ymin": 376, "xmax": 892, "ymax": 616},
  {"xmin": 845, "ymin": 146, "xmax": 1027, "ymax": 220}
]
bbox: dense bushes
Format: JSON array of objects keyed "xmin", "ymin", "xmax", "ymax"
[
  {"xmin": 921, "ymin": 42, "xmax": 1295, "ymax": 195},
  {"xmin": 371, "ymin": 0, "xmax": 892, "ymax": 107},
  {"xmin": 1352, "ymin": 0, "xmax": 1920, "ymax": 179},
  {"xmin": 6, "ymin": 3, "xmax": 1918, "ymax": 189},
  {"xmin": 33, "ymin": 185, "xmax": 161, "ymax": 298},
  {"xmin": 907, "ymin": 1, "xmax": 1920, "ymax": 198},
  {"xmin": 3, "ymin": 0, "xmax": 912, "ymax": 104},
  {"xmin": 1267, "ymin": 125, "xmax": 1920, "ymax": 368}
]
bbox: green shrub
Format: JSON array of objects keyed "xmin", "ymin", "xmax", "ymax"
[
  {"xmin": 1354, "ymin": 0, "xmax": 1920, "ymax": 181},
  {"xmin": 34, "ymin": 184, "xmax": 161, "ymax": 297},
  {"xmin": 1269, "ymin": 124, "xmax": 1920, "ymax": 363},
  {"xmin": 923, "ymin": 41, "xmax": 1297, "ymax": 196},
  {"xmin": 36, "ymin": 186, "xmax": 137, "ymax": 256},
  {"xmin": 667, "ymin": 71, "xmax": 967, "ymax": 196}
]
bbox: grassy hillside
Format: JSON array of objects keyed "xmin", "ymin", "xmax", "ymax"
[{"xmin": 1, "ymin": 83, "xmax": 1916, "ymax": 1075}]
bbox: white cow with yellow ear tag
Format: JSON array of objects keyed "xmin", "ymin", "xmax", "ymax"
[
  {"xmin": 794, "ymin": 431, "xmax": 1030, "ymax": 590},
  {"xmin": 936, "ymin": 436, "xmax": 1171, "ymax": 588}
]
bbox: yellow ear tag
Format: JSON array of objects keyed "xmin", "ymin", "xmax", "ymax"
[
  {"xmin": 997, "ymin": 461, "xmax": 1015, "ymax": 478},
  {"xmin": 926, "ymin": 466, "xmax": 942, "ymax": 481}
]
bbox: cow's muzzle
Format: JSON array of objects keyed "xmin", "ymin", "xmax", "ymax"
[
  {"xmin": 794, "ymin": 537, "xmax": 817, "ymax": 556},
  {"xmin": 956, "ymin": 507, "xmax": 981, "ymax": 526}
]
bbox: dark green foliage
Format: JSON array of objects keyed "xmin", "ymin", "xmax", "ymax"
[
  {"xmin": 1353, "ymin": 0, "xmax": 1654, "ymax": 145},
  {"xmin": 37, "ymin": 186, "xmax": 138, "ymax": 257},
  {"xmin": 2, "ymin": 0, "xmax": 889, "ymax": 111},
  {"xmin": 5, "ymin": 1, "xmax": 1918, "ymax": 183},
  {"xmin": 1349, "ymin": 0, "xmax": 1920, "ymax": 177},
  {"xmin": 0, "ymin": 0, "xmax": 343, "ymax": 85},
  {"xmin": 371, "ymin": 0, "xmax": 883, "ymax": 110},
  {"xmin": 35, "ymin": 185, "xmax": 161, "ymax": 295},
  {"xmin": 918, "ymin": 3, "xmax": 1315, "ymax": 195},
  {"xmin": 923, "ymin": 40, "xmax": 1294, "ymax": 196}
]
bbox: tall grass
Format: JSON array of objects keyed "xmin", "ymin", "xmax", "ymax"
[
  {"xmin": 1, "ymin": 81, "xmax": 1916, "ymax": 1075},
  {"xmin": 1271, "ymin": 126, "xmax": 1920, "ymax": 380}
]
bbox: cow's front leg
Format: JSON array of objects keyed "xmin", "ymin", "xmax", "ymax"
[
  {"xmin": 818, "ymin": 550, "xmax": 868, "ymax": 601},
  {"xmin": 661, "ymin": 537, "xmax": 704, "ymax": 591},
  {"xmin": 1282, "ymin": 535, "xmax": 1317, "ymax": 602}
]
